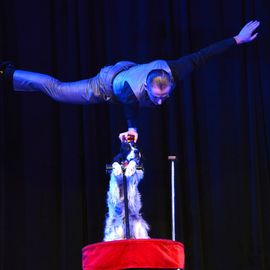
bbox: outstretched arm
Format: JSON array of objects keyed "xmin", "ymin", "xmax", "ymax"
[{"xmin": 168, "ymin": 20, "xmax": 260, "ymax": 81}]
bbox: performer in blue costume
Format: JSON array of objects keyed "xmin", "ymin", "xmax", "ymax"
[{"xmin": 0, "ymin": 21, "xmax": 260, "ymax": 142}]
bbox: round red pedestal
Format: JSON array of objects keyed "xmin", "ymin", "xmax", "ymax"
[{"xmin": 82, "ymin": 238, "xmax": 185, "ymax": 269}]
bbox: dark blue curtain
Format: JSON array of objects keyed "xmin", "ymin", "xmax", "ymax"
[{"xmin": 1, "ymin": 0, "xmax": 270, "ymax": 269}]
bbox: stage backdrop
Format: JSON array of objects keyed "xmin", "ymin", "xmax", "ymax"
[{"xmin": 1, "ymin": 0, "xmax": 270, "ymax": 270}]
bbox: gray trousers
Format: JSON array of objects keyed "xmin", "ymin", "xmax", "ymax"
[{"xmin": 13, "ymin": 61, "xmax": 136, "ymax": 104}]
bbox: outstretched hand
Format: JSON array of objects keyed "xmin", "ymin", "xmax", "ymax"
[
  {"xmin": 119, "ymin": 128, "xmax": 138, "ymax": 143},
  {"xmin": 234, "ymin": 20, "xmax": 260, "ymax": 44}
]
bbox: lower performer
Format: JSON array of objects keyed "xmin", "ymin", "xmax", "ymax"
[{"xmin": 104, "ymin": 139, "xmax": 149, "ymax": 241}]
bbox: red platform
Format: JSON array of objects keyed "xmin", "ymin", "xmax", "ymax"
[{"xmin": 82, "ymin": 239, "xmax": 185, "ymax": 269}]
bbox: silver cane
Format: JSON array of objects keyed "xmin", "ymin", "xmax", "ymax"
[{"xmin": 168, "ymin": 156, "xmax": 176, "ymax": 241}]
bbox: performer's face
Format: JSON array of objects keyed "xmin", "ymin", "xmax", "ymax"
[{"xmin": 148, "ymin": 84, "xmax": 171, "ymax": 105}]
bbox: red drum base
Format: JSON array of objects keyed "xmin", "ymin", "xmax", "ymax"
[{"xmin": 82, "ymin": 238, "xmax": 185, "ymax": 269}]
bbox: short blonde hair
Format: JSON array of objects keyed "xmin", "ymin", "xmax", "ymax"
[{"xmin": 146, "ymin": 69, "xmax": 174, "ymax": 90}]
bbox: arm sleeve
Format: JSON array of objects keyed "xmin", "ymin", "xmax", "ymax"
[
  {"xmin": 124, "ymin": 103, "xmax": 139, "ymax": 129},
  {"xmin": 167, "ymin": 37, "xmax": 237, "ymax": 80},
  {"xmin": 116, "ymin": 82, "xmax": 139, "ymax": 129}
]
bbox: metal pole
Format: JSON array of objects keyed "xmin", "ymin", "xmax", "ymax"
[
  {"xmin": 122, "ymin": 172, "xmax": 131, "ymax": 239},
  {"xmin": 168, "ymin": 156, "xmax": 176, "ymax": 241}
]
